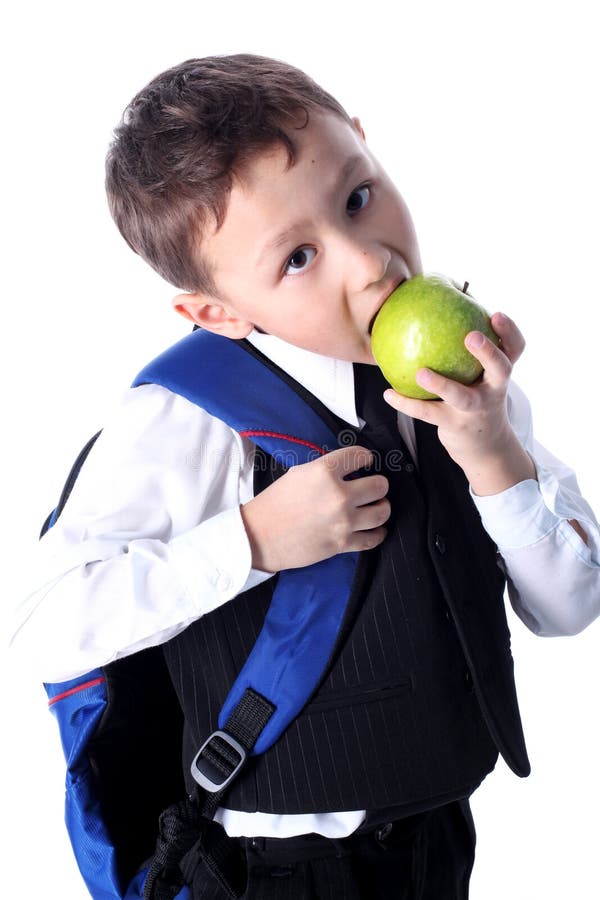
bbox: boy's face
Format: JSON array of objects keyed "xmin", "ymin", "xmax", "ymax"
[{"xmin": 176, "ymin": 112, "xmax": 422, "ymax": 364}]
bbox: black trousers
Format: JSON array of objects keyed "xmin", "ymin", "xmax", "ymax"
[{"xmin": 185, "ymin": 799, "xmax": 476, "ymax": 899}]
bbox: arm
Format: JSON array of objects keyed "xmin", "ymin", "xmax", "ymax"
[
  {"xmin": 12, "ymin": 384, "xmax": 390, "ymax": 682},
  {"xmin": 383, "ymin": 312, "xmax": 600, "ymax": 635},
  {"xmin": 11, "ymin": 384, "xmax": 269, "ymax": 682}
]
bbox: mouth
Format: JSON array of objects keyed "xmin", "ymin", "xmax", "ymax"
[{"xmin": 368, "ymin": 277, "xmax": 406, "ymax": 335}]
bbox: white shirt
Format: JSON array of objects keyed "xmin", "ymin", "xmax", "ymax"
[{"xmin": 11, "ymin": 331, "xmax": 600, "ymax": 838}]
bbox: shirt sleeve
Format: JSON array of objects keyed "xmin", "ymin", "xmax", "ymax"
[
  {"xmin": 470, "ymin": 380, "xmax": 600, "ymax": 636},
  {"xmin": 10, "ymin": 383, "xmax": 273, "ymax": 682}
]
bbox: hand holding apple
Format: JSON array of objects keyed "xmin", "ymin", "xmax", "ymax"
[{"xmin": 379, "ymin": 306, "xmax": 536, "ymax": 497}]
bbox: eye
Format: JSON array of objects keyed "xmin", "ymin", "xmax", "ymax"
[
  {"xmin": 347, "ymin": 184, "xmax": 371, "ymax": 216},
  {"xmin": 284, "ymin": 246, "xmax": 316, "ymax": 276}
]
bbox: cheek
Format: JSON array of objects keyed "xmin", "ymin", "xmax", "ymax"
[
  {"xmin": 383, "ymin": 184, "xmax": 418, "ymax": 240},
  {"xmin": 399, "ymin": 206, "xmax": 420, "ymax": 260}
]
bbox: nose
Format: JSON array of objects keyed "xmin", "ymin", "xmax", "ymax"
[{"xmin": 340, "ymin": 237, "xmax": 392, "ymax": 293}]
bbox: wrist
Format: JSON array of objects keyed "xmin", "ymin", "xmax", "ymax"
[
  {"xmin": 463, "ymin": 431, "xmax": 537, "ymax": 497},
  {"xmin": 240, "ymin": 499, "xmax": 279, "ymax": 574}
]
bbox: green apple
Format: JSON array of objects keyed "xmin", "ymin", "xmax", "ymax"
[{"xmin": 370, "ymin": 273, "xmax": 499, "ymax": 400}]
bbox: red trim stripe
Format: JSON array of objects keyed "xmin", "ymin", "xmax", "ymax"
[
  {"xmin": 48, "ymin": 676, "xmax": 106, "ymax": 707},
  {"xmin": 239, "ymin": 430, "xmax": 326, "ymax": 456}
]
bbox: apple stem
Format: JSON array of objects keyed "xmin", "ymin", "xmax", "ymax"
[{"xmin": 463, "ymin": 281, "xmax": 469, "ymax": 294}]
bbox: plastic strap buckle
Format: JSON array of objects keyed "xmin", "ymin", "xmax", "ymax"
[{"xmin": 190, "ymin": 730, "xmax": 247, "ymax": 793}]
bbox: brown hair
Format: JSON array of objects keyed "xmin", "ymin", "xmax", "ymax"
[{"xmin": 105, "ymin": 54, "xmax": 352, "ymax": 295}]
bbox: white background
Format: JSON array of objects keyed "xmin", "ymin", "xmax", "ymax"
[{"xmin": 2, "ymin": 1, "xmax": 599, "ymax": 897}]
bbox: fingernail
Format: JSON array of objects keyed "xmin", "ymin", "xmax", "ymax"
[{"xmin": 466, "ymin": 331, "xmax": 484, "ymax": 349}]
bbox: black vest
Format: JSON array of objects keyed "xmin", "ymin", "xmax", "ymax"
[{"xmin": 163, "ymin": 366, "xmax": 530, "ymax": 815}]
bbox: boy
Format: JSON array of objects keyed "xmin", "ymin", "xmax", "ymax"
[{"xmin": 14, "ymin": 54, "xmax": 600, "ymax": 898}]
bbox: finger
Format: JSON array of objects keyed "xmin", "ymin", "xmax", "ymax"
[
  {"xmin": 414, "ymin": 368, "xmax": 484, "ymax": 412},
  {"xmin": 348, "ymin": 473, "xmax": 390, "ymax": 506},
  {"xmin": 323, "ymin": 444, "xmax": 375, "ymax": 478},
  {"xmin": 354, "ymin": 497, "xmax": 392, "ymax": 530},
  {"xmin": 464, "ymin": 330, "xmax": 512, "ymax": 389},
  {"xmin": 489, "ymin": 311, "xmax": 526, "ymax": 364},
  {"xmin": 383, "ymin": 388, "xmax": 446, "ymax": 425},
  {"xmin": 346, "ymin": 524, "xmax": 388, "ymax": 553}
]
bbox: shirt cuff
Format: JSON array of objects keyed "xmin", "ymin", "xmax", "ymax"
[
  {"xmin": 471, "ymin": 478, "xmax": 561, "ymax": 549},
  {"xmin": 169, "ymin": 506, "xmax": 271, "ymax": 615}
]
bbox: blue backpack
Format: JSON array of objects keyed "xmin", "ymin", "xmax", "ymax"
[{"xmin": 43, "ymin": 330, "xmax": 361, "ymax": 899}]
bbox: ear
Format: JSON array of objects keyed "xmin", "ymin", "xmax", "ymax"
[
  {"xmin": 352, "ymin": 116, "xmax": 366, "ymax": 141},
  {"xmin": 172, "ymin": 293, "xmax": 254, "ymax": 340}
]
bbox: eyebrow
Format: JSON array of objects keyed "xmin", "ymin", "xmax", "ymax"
[{"xmin": 257, "ymin": 153, "xmax": 365, "ymax": 267}]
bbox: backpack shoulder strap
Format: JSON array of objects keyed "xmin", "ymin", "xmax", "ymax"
[{"xmin": 132, "ymin": 329, "xmax": 339, "ymax": 464}]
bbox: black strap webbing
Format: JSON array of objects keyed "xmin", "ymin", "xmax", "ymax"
[
  {"xmin": 143, "ymin": 688, "xmax": 275, "ymax": 900},
  {"xmin": 195, "ymin": 688, "xmax": 275, "ymax": 820}
]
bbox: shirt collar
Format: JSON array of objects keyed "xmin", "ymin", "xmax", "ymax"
[{"xmin": 246, "ymin": 330, "xmax": 361, "ymax": 427}]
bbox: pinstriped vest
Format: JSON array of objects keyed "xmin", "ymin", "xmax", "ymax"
[{"xmin": 162, "ymin": 358, "xmax": 530, "ymax": 815}]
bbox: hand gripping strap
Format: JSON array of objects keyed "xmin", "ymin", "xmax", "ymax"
[{"xmin": 133, "ymin": 330, "xmax": 359, "ymax": 755}]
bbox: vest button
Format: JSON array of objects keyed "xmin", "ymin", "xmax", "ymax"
[
  {"xmin": 375, "ymin": 822, "xmax": 393, "ymax": 842},
  {"xmin": 434, "ymin": 533, "xmax": 446, "ymax": 554},
  {"xmin": 465, "ymin": 669, "xmax": 474, "ymax": 691}
]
